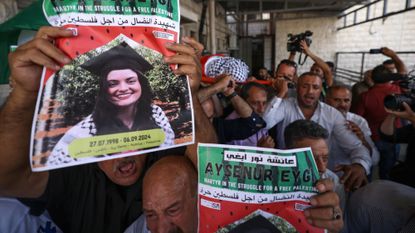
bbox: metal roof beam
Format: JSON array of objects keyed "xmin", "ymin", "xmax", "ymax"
[
  {"xmin": 216, "ymin": 0, "xmax": 366, "ymax": 12},
  {"xmin": 225, "ymin": 4, "xmax": 344, "ymax": 15}
]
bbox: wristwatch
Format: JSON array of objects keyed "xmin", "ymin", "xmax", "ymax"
[{"xmin": 226, "ymin": 91, "xmax": 238, "ymax": 100}]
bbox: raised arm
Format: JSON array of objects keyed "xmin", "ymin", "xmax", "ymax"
[
  {"xmin": 0, "ymin": 27, "xmax": 75, "ymax": 197},
  {"xmin": 222, "ymin": 78, "xmax": 253, "ymax": 118},
  {"xmin": 164, "ymin": 37, "xmax": 217, "ymax": 167},
  {"xmin": 271, "ymin": 78, "xmax": 289, "ymax": 98},
  {"xmin": 381, "ymin": 103, "xmax": 415, "ymax": 136},
  {"xmin": 301, "ymin": 40, "xmax": 333, "ymax": 87},
  {"xmin": 197, "ymin": 74, "xmax": 231, "ymax": 102},
  {"xmin": 381, "ymin": 47, "xmax": 408, "ymax": 75},
  {"xmin": 288, "ymin": 51, "xmax": 296, "ymax": 62}
]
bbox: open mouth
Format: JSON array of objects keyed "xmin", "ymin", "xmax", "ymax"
[
  {"xmin": 304, "ymin": 96, "xmax": 315, "ymax": 102},
  {"xmin": 116, "ymin": 159, "xmax": 137, "ymax": 177}
]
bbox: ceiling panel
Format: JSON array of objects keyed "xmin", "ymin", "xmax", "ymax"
[{"xmin": 217, "ymin": 0, "xmax": 368, "ymax": 15}]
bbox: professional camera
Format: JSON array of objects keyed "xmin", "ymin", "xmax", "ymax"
[
  {"xmin": 287, "ymin": 30, "xmax": 313, "ymax": 52},
  {"xmin": 384, "ymin": 73, "xmax": 415, "ymax": 111}
]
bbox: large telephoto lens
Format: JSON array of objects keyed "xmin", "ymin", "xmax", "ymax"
[{"xmin": 384, "ymin": 94, "xmax": 414, "ymax": 111}]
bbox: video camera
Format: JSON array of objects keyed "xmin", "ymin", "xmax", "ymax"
[
  {"xmin": 384, "ymin": 72, "xmax": 415, "ymax": 111},
  {"xmin": 287, "ymin": 30, "xmax": 313, "ymax": 53}
]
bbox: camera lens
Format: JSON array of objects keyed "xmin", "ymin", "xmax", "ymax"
[{"xmin": 384, "ymin": 94, "xmax": 414, "ymax": 111}]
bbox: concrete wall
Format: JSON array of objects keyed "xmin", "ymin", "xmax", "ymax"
[
  {"xmin": 275, "ymin": 16, "xmax": 338, "ymax": 75},
  {"xmin": 274, "ymin": 2, "xmax": 415, "ymax": 84},
  {"xmin": 336, "ymin": 9, "xmax": 415, "ymax": 75},
  {"xmin": 263, "ymin": 36, "xmax": 273, "ymax": 70},
  {"xmin": 248, "ymin": 21, "xmax": 270, "ymax": 37},
  {"xmin": 180, "ymin": 0, "xmax": 229, "ymax": 53},
  {"xmin": 180, "ymin": 0, "xmax": 202, "ymax": 40}
]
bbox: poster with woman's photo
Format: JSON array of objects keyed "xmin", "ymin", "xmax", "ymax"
[
  {"xmin": 197, "ymin": 143, "xmax": 325, "ymax": 233},
  {"xmin": 30, "ymin": 0, "xmax": 193, "ymax": 171}
]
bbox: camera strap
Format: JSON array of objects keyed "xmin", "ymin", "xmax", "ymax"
[{"xmin": 298, "ymin": 52, "xmax": 308, "ymax": 65}]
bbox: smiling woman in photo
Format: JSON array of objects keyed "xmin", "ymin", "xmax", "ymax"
[{"xmin": 47, "ymin": 42, "xmax": 175, "ymax": 166}]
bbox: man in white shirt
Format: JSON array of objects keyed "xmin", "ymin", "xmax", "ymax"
[
  {"xmin": 263, "ymin": 72, "xmax": 371, "ymax": 191},
  {"xmin": 325, "ymin": 85, "xmax": 380, "ymax": 179},
  {"xmin": 284, "ymin": 120, "xmax": 346, "ymax": 212},
  {"xmin": 0, "ymin": 198, "xmax": 63, "ymax": 233}
]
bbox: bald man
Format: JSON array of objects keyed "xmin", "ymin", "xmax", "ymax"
[
  {"xmin": 326, "ymin": 85, "xmax": 380, "ymax": 181},
  {"xmin": 126, "ymin": 151, "xmax": 345, "ymax": 233},
  {"xmin": 124, "ymin": 156, "xmax": 198, "ymax": 233}
]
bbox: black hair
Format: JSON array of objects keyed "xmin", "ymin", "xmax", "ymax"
[
  {"xmin": 326, "ymin": 61, "xmax": 335, "ymax": 72},
  {"xmin": 92, "ymin": 68, "xmax": 158, "ymax": 135},
  {"xmin": 383, "ymin": 59, "xmax": 395, "ymax": 65},
  {"xmin": 326, "ymin": 85, "xmax": 351, "ymax": 98},
  {"xmin": 276, "ymin": 59, "xmax": 298, "ymax": 73},
  {"xmin": 240, "ymin": 82, "xmax": 268, "ymax": 101},
  {"xmin": 284, "ymin": 120, "xmax": 329, "ymax": 149},
  {"xmin": 255, "ymin": 67, "xmax": 270, "ymax": 80},
  {"xmin": 372, "ymin": 64, "xmax": 392, "ymax": 84},
  {"xmin": 298, "ymin": 71, "xmax": 322, "ymax": 81}
]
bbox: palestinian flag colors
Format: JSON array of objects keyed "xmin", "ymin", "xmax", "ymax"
[{"xmin": 198, "ymin": 143, "xmax": 325, "ymax": 233}]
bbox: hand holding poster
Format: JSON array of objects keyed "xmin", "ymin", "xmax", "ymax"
[
  {"xmin": 30, "ymin": 0, "xmax": 193, "ymax": 171},
  {"xmin": 198, "ymin": 143, "xmax": 326, "ymax": 233}
]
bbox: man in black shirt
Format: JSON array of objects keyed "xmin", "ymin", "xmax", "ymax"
[
  {"xmin": 0, "ymin": 27, "xmax": 214, "ymax": 233},
  {"xmin": 0, "ymin": 27, "xmax": 343, "ymax": 233}
]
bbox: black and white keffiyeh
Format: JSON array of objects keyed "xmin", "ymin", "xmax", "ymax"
[
  {"xmin": 47, "ymin": 105, "xmax": 175, "ymax": 166},
  {"xmin": 205, "ymin": 57, "xmax": 250, "ymax": 82}
]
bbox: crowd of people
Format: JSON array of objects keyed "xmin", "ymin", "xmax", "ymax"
[{"xmin": 0, "ymin": 26, "xmax": 414, "ymax": 233}]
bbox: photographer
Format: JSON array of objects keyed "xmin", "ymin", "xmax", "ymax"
[
  {"xmin": 272, "ymin": 59, "xmax": 298, "ymax": 98},
  {"xmin": 379, "ymin": 47, "xmax": 408, "ymax": 75},
  {"xmin": 380, "ymin": 102, "xmax": 415, "ymax": 188},
  {"xmin": 351, "ymin": 69, "xmax": 374, "ymax": 113},
  {"xmin": 287, "ymin": 40, "xmax": 333, "ymax": 100},
  {"xmin": 356, "ymin": 64, "xmax": 402, "ymax": 180},
  {"xmin": 300, "ymin": 40, "xmax": 334, "ymax": 92}
]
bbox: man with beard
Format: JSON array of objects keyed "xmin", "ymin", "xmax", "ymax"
[
  {"xmin": 325, "ymin": 85, "xmax": 379, "ymax": 179},
  {"xmin": 263, "ymin": 72, "xmax": 371, "ymax": 192},
  {"xmin": 301, "ymin": 41, "xmax": 333, "ymax": 99},
  {"xmin": 0, "ymin": 27, "xmax": 346, "ymax": 233}
]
